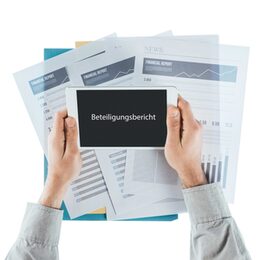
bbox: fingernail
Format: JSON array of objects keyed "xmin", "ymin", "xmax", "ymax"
[
  {"xmin": 65, "ymin": 117, "xmax": 75, "ymax": 128},
  {"xmin": 178, "ymin": 95, "xmax": 186, "ymax": 104}
]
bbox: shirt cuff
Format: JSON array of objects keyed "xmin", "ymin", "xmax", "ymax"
[
  {"xmin": 182, "ymin": 183, "xmax": 231, "ymax": 225},
  {"xmin": 18, "ymin": 203, "xmax": 63, "ymax": 246}
]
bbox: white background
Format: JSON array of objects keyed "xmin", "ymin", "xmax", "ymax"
[{"xmin": 0, "ymin": 0, "xmax": 259, "ymax": 259}]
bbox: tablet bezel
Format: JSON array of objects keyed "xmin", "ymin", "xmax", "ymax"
[{"xmin": 66, "ymin": 86, "xmax": 178, "ymax": 149}]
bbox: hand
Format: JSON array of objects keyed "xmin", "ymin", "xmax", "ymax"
[
  {"xmin": 164, "ymin": 96, "xmax": 207, "ymax": 188},
  {"xmin": 39, "ymin": 109, "xmax": 82, "ymax": 208}
]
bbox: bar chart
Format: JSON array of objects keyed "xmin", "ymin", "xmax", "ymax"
[{"xmin": 201, "ymin": 154, "xmax": 229, "ymax": 188}]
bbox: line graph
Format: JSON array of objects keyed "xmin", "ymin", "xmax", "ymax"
[
  {"xmin": 114, "ymin": 68, "xmax": 134, "ymax": 80},
  {"xmin": 173, "ymin": 68, "xmax": 237, "ymax": 79},
  {"xmin": 143, "ymin": 58, "xmax": 238, "ymax": 82}
]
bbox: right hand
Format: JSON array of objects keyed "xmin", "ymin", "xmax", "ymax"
[
  {"xmin": 39, "ymin": 109, "xmax": 82, "ymax": 209},
  {"xmin": 47, "ymin": 109, "xmax": 82, "ymax": 185},
  {"xmin": 164, "ymin": 96, "xmax": 207, "ymax": 188}
]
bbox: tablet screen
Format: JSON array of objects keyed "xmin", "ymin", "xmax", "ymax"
[{"xmin": 77, "ymin": 89, "xmax": 167, "ymax": 147}]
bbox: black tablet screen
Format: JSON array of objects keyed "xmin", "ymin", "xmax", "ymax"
[{"xmin": 77, "ymin": 89, "xmax": 167, "ymax": 147}]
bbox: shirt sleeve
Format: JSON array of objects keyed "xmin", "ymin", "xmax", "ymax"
[
  {"xmin": 5, "ymin": 203, "xmax": 63, "ymax": 260},
  {"xmin": 182, "ymin": 183, "xmax": 251, "ymax": 260}
]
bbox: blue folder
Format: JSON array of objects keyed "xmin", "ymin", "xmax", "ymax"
[{"xmin": 44, "ymin": 48, "xmax": 178, "ymax": 222}]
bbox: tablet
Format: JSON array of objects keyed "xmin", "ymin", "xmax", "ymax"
[{"xmin": 66, "ymin": 86, "xmax": 178, "ymax": 149}]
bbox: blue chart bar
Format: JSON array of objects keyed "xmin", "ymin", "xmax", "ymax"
[
  {"xmin": 211, "ymin": 165, "xmax": 216, "ymax": 183},
  {"xmin": 201, "ymin": 162, "xmax": 205, "ymax": 172},
  {"xmin": 217, "ymin": 161, "xmax": 222, "ymax": 182},
  {"xmin": 200, "ymin": 156, "xmax": 229, "ymax": 186},
  {"xmin": 205, "ymin": 162, "xmax": 210, "ymax": 182},
  {"xmin": 223, "ymin": 156, "xmax": 229, "ymax": 188},
  {"xmin": 143, "ymin": 58, "xmax": 238, "ymax": 82}
]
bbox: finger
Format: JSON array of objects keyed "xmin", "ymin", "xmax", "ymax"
[
  {"xmin": 177, "ymin": 95, "xmax": 196, "ymax": 129},
  {"xmin": 64, "ymin": 117, "xmax": 79, "ymax": 155},
  {"xmin": 166, "ymin": 105, "xmax": 181, "ymax": 146},
  {"xmin": 51, "ymin": 108, "xmax": 68, "ymax": 137}
]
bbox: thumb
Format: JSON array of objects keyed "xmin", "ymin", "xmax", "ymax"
[
  {"xmin": 64, "ymin": 117, "xmax": 79, "ymax": 154},
  {"xmin": 166, "ymin": 105, "xmax": 181, "ymax": 146}
]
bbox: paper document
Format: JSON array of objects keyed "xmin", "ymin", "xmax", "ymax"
[
  {"xmin": 95, "ymin": 150, "xmax": 183, "ymax": 215},
  {"xmin": 75, "ymin": 40, "xmax": 106, "ymax": 215},
  {"xmin": 70, "ymin": 35, "xmax": 223, "ymax": 218},
  {"xmin": 119, "ymin": 37, "xmax": 249, "ymax": 202},
  {"xmin": 14, "ymin": 33, "xmax": 249, "ymax": 220},
  {"xmin": 95, "ymin": 149, "xmax": 185, "ymax": 220},
  {"xmin": 14, "ymin": 38, "xmax": 117, "ymax": 219},
  {"xmin": 64, "ymin": 150, "xmax": 113, "ymax": 218}
]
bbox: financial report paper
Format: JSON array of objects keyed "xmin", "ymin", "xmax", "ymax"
[
  {"xmin": 95, "ymin": 149, "xmax": 185, "ymax": 220},
  {"xmin": 118, "ymin": 37, "xmax": 249, "ymax": 202},
  {"xmin": 14, "ymin": 39, "xmax": 117, "ymax": 218},
  {"xmin": 14, "ymin": 33, "xmax": 175, "ymax": 219},
  {"xmin": 69, "ymin": 35, "xmax": 217, "ymax": 218},
  {"xmin": 13, "ymin": 33, "xmax": 248, "ymax": 219}
]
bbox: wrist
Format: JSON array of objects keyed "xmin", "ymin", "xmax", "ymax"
[
  {"xmin": 179, "ymin": 167, "xmax": 208, "ymax": 189},
  {"xmin": 48, "ymin": 168, "xmax": 73, "ymax": 185},
  {"xmin": 39, "ymin": 175, "xmax": 70, "ymax": 209}
]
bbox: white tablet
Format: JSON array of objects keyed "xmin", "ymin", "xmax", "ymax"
[{"xmin": 66, "ymin": 86, "xmax": 178, "ymax": 149}]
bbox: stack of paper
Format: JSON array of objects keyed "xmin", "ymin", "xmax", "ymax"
[{"xmin": 14, "ymin": 32, "xmax": 249, "ymax": 220}]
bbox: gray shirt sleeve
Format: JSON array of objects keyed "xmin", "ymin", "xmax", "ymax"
[
  {"xmin": 183, "ymin": 183, "xmax": 251, "ymax": 260},
  {"xmin": 5, "ymin": 183, "xmax": 251, "ymax": 260},
  {"xmin": 5, "ymin": 203, "xmax": 63, "ymax": 260}
]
